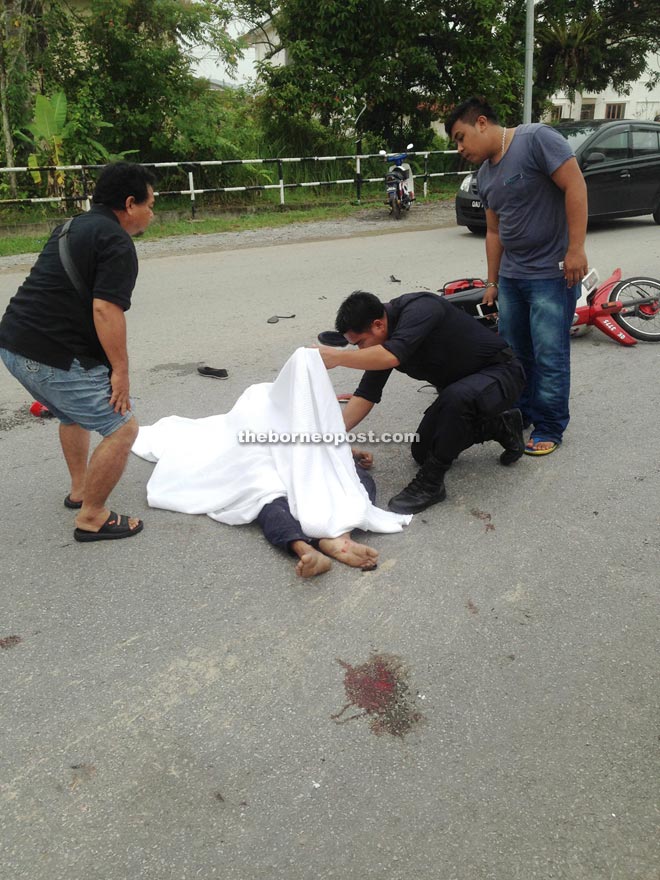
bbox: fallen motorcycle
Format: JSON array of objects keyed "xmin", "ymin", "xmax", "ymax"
[
  {"xmin": 316, "ymin": 269, "xmax": 660, "ymax": 347},
  {"xmin": 439, "ymin": 269, "xmax": 660, "ymax": 345}
]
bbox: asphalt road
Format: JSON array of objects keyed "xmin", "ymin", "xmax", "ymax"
[{"xmin": 0, "ymin": 213, "xmax": 659, "ymax": 880}]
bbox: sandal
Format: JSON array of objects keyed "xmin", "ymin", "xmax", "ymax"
[
  {"xmin": 74, "ymin": 511, "xmax": 144, "ymax": 542},
  {"xmin": 64, "ymin": 494, "xmax": 83, "ymax": 510},
  {"xmin": 524, "ymin": 439, "xmax": 559, "ymax": 456}
]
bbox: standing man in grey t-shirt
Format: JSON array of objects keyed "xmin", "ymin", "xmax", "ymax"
[{"xmin": 445, "ymin": 97, "xmax": 588, "ymax": 456}]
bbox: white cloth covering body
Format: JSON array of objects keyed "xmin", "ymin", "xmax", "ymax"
[{"xmin": 132, "ymin": 348, "xmax": 411, "ymax": 538}]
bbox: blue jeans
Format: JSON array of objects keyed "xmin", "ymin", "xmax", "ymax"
[
  {"xmin": 497, "ymin": 277, "xmax": 579, "ymax": 444},
  {"xmin": 0, "ymin": 348, "xmax": 133, "ymax": 437}
]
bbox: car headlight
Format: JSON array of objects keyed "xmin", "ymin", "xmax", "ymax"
[{"xmin": 459, "ymin": 173, "xmax": 473, "ymax": 192}]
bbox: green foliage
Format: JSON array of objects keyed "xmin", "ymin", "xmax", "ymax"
[
  {"xmin": 240, "ymin": 0, "xmax": 660, "ymax": 144},
  {"xmin": 534, "ymin": 0, "xmax": 660, "ymax": 112},
  {"xmin": 20, "ymin": 92, "xmax": 68, "ymax": 168},
  {"xmin": 16, "ymin": 91, "xmax": 112, "ymax": 170},
  {"xmin": 244, "ymin": 0, "xmax": 526, "ymax": 147},
  {"xmin": 52, "ymin": 0, "xmax": 240, "ymax": 161}
]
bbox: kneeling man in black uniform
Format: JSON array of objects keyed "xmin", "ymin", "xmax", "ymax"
[{"xmin": 317, "ymin": 290, "xmax": 526, "ymax": 515}]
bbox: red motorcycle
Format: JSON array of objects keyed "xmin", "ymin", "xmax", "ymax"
[{"xmin": 440, "ymin": 269, "xmax": 660, "ymax": 345}]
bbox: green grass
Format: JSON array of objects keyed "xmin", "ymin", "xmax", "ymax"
[{"xmin": 0, "ymin": 186, "xmax": 459, "ymax": 258}]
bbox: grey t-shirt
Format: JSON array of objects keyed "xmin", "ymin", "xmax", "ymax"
[{"xmin": 477, "ymin": 123, "xmax": 575, "ymax": 278}]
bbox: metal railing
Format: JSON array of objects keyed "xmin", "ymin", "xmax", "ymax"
[{"xmin": 0, "ymin": 150, "xmax": 468, "ymax": 218}]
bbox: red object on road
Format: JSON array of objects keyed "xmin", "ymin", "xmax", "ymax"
[{"xmin": 29, "ymin": 401, "xmax": 52, "ymax": 418}]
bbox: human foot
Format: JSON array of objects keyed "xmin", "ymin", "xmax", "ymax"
[
  {"xmin": 73, "ymin": 511, "xmax": 143, "ymax": 542},
  {"xmin": 295, "ymin": 548, "xmax": 333, "ymax": 578},
  {"xmin": 524, "ymin": 439, "xmax": 559, "ymax": 456},
  {"xmin": 317, "ymin": 535, "xmax": 378, "ymax": 570}
]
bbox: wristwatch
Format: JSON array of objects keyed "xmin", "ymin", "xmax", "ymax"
[{"xmin": 484, "ymin": 281, "xmax": 498, "ymax": 288}]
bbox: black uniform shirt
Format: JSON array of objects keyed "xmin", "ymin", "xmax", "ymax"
[
  {"xmin": 0, "ymin": 205, "xmax": 138, "ymax": 369},
  {"xmin": 354, "ymin": 292, "xmax": 510, "ymax": 404}
]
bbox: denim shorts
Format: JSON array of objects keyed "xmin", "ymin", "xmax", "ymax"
[{"xmin": 0, "ymin": 347, "xmax": 134, "ymax": 437}]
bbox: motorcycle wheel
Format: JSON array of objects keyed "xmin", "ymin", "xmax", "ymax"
[
  {"xmin": 610, "ymin": 276, "xmax": 660, "ymax": 341},
  {"xmin": 388, "ymin": 192, "xmax": 401, "ymax": 220}
]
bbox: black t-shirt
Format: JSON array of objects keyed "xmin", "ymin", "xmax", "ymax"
[
  {"xmin": 0, "ymin": 205, "xmax": 138, "ymax": 369},
  {"xmin": 354, "ymin": 291, "xmax": 511, "ymax": 403}
]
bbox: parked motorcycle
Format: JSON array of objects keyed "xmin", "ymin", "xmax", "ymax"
[{"xmin": 379, "ymin": 144, "xmax": 415, "ymax": 219}]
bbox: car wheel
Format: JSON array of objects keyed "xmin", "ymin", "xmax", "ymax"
[
  {"xmin": 653, "ymin": 203, "xmax": 660, "ymax": 225},
  {"xmin": 467, "ymin": 225, "xmax": 485, "ymax": 234}
]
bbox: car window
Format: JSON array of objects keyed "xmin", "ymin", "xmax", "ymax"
[
  {"xmin": 556, "ymin": 124, "xmax": 599, "ymax": 151},
  {"xmin": 589, "ymin": 129, "xmax": 629, "ymax": 161},
  {"xmin": 631, "ymin": 129, "xmax": 660, "ymax": 156}
]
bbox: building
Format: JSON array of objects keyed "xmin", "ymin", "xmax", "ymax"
[{"xmin": 548, "ymin": 54, "xmax": 660, "ymax": 122}]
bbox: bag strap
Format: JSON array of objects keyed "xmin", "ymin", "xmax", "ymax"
[{"xmin": 58, "ymin": 218, "xmax": 88, "ymax": 302}]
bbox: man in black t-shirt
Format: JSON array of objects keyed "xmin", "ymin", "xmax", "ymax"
[
  {"xmin": 0, "ymin": 162, "xmax": 156, "ymax": 542},
  {"xmin": 317, "ymin": 290, "xmax": 526, "ymax": 514}
]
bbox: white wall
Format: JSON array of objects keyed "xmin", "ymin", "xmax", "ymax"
[{"xmin": 550, "ymin": 54, "xmax": 660, "ymax": 121}]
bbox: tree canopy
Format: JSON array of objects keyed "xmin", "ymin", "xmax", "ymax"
[
  {"xmin": 535, "ymin": 0, "xmax": 660, "ymax": 111},
  {"xmin": 0, "ymin": 0, "xmax": 242, "ymax": 181},
  {"xmin": 240, "ymin": 0, "xmax": 660, "ymax": 148},
  {"xmin": 2, "ymin": 0, "xmax": 660, "ymax": 189}
]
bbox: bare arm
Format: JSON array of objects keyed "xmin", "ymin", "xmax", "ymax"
[
  {"xmin": 93, "ymin": 299, "xmax": 131, "ymax": 415},
  {"xmin": 317, "ymin": 344, "xmax": 399, "ymax": 371},
  {"xmin": 484, "ymin": 208, "xmax": 503, "ymax": 305},
  {"xmin": 551, "ymin": 156, "xmax": 588, "ymax": 286},
  {"xmin": 343, "ymin": 395, "xmax": 374, "ymax": 431}
]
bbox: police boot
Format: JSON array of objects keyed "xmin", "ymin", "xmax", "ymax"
[
  {"xmin": 492, "ymin": 408, "xmax": 525, "ymax": 465},
  {"xmin": 388, "ymin": 455, "xmax": 448, "ymax": 515}
]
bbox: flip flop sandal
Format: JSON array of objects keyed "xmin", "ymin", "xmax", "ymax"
[
  {"xmin": 64, "ymin": 494, "xmax": 83, "ymax": 509},
  {"xmin": 523, "ymin": 440, "xmax": 559, "ymax": 456},
  {"xmin": 197, "ymin": 366, "xmax": 228, "ymax": 379},
  {"xmin": 74, "ymin": 511, "xmax": 144, "ymax": 542},
  {"xmin": 267, "ymin": 314, "xmax": 296, "ymax": 324}
]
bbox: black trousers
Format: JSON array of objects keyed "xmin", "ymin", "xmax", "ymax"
[
  {"xmin": 411, "ymin": 359, "xmax": 526, "ymax": 468},
  {"xmin": 257, "ymin": 464, "xmax": 377, "ymax": 553}
]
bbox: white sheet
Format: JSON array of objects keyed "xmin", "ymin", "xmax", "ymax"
[{"xmin": 132, "ymin": 348, "xmax": 411, "ymax": 538}]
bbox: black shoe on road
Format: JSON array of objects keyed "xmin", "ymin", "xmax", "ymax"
[
  {"xmin": 495, "ymin": 408, "xmax": 525, "ymax": 466},
  {"xmin": 317, "ymin": 330, "xmax": 348, "ymax": 347}
]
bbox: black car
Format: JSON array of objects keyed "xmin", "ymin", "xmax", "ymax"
[{"xmin": 455, "ymin": 119, "xmax": 660, "ymax": 231}]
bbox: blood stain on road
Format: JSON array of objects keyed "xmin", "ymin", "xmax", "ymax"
[
  {"xmin": 331, "ymin": 652, "xmax": 424, "ymax": 737},
  {"xmin": 0, "ymin": 635, "xmax": 22, "ymax": 650},
  {"xmin": 471, "ymin": 508, "xmax": 495, "ymax": 532}
]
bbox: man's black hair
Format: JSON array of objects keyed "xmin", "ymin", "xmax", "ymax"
[
  {"xmin": 92, "ymin": 162, "xmax": 157, "ymax": 210},
  {"xmin": 335, "ymin": 290, "xmax": 386, "ymax": 334},
  {"xmin": 445, "ymin": 97, "xmax": 499, "ymax": 140}
]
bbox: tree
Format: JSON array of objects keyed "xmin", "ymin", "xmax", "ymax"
[
  {"xmin": 51, "ymin": 0, "xmax": 241, "ymax": 160},
  {"xmin": 1, "ymin": 0, "xmax": 241, "ymax": 187},
  {"xmin": 238, "ymin": 0, "xmax": 527, "ymax": 149},
  {"xmin": 0, "ymin": 0, "xmax": 46, "ymax": 196},
  {"xmin": 15, "ymin": 91, "xmax": 115, "ymax": 200},
  {"xmin": 238, "ymin": 0, "xmax": 660, "ymax": 148},
  {"xmin": 534, "ymin": 0, "xmax": 660, "ymax": 115}
]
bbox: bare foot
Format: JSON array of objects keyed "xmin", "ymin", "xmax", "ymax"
[
  {"xmin": 295, "ymin": 549, "xmax": 333, "ymax": 578},
  {"xmin": 318, "ymin": 534, "xmax": 379, "ymax": 570}
]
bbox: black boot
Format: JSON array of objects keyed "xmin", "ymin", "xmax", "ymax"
[
  {"xmin": 492, "ymin": 408, "xmax": 524, "ymax": 465},
  {"xmin": 388, "ymin": 455, "xmax": 448, "ymax": 514}
]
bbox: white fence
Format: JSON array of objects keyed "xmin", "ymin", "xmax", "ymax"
[{"xmin": 0, "ymin": 150, "xmax": 468, "ymax": 217}]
